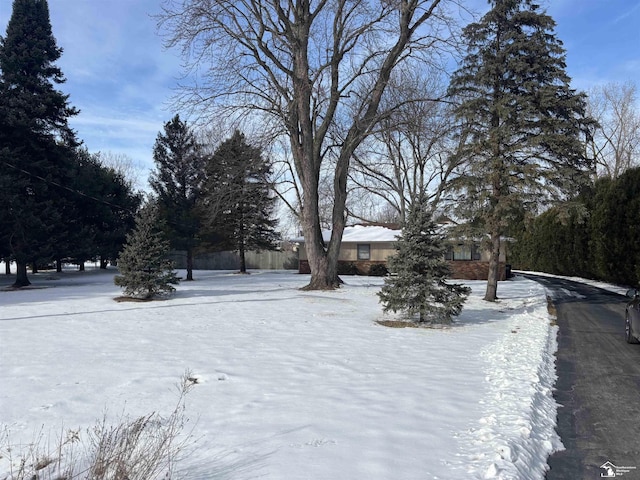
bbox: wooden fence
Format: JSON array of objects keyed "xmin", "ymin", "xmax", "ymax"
[{"xmin": 168, "ymin": 250, "xmax": 298, "ymax": 271}]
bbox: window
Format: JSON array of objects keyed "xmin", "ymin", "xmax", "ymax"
[
  {"xmin": 357, "ymin": 244, "xmax": 370, "ymax": 260},
  {"xmin": 445, "ymin": 243, "xmax": 481, "ymax": 261},
  {"xmin": 452, "ymin": 244, "xmax": 472, "ymax": 260}
]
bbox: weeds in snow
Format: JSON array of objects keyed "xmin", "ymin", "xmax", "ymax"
[{"xmin": 1, "ymin": 372, "xmax": 197, "ymax": 480}]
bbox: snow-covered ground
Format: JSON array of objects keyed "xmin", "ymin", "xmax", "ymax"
[{"xmin": 0, "ymin": 267, "xmax": 564, "ymax": 479}]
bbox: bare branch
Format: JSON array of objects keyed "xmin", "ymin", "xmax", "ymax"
[
  {"xmin": 586, "ymin": 81, "xmax": 640, "ymax": 179},
  {"xmin": 157, "ymin": 0, "xmax": 460, "ymax": 288}
]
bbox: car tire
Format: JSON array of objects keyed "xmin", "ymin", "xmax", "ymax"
[{"xmin": 625, "ymin": 313, "xmax": 640, "ymax": 344}]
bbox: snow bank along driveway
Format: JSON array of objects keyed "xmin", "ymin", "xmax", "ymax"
[{"xmin": 0, "ymin": 269, "xmax": 560, "ymax": 479}]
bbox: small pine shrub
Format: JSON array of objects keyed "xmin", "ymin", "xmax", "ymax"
[
  {"xmin": 378, "ymin": 199, "xmax": 470, "ymax": 324},
  {"xmin": 368, "ymin": 263, "xmax": 389, "ymax": 276},
  {"xmin": 114, "ymin": 204, "xmax": 180, "ymax": 299},
  {"xmin": 283, "ymin": 254, "xmax": 299, "ymax": 270},
  {"xmin": 337, "ymin": 262, "xmax": 359, "ymax": 275}
]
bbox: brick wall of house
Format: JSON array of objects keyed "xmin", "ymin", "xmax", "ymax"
[
  {"xmin": 299, "ymin": 260, "xmax": 310, "ymax": 274},
  {"xmin": 298, "ymin": 260, "xmax": 387, "ymax": 275},
  {"xmin": 299, "ymin": 259, "xmax": 506, "ymax": 280},
  {"xmin": 447, "ymin": 261, "xmax": 507, "ymax": 281}
]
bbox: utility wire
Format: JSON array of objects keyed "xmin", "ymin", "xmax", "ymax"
[
  {"xmin": 0, "ymin": 158, "xmax": 139, "ymax": 214},
  {"xmin": 0, "ymin": 158, "xmax": 211, "ymax": 233}
]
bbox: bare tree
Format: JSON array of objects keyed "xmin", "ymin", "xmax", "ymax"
[
  {"xmin": 158, "ymin": 0, "xmax": 458, "ymax": 289},
  {"xmin": 348, "ymin": 67, "xmax": 461, "ymax": 223},
  {"xmin": 587, "ymin": 81, "xmax": 640, "ymax": 179},
  {"xmin": 96, "ymin": 151, "xmax": 147, "ymax": 193}
]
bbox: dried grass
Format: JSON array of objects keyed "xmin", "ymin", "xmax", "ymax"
[{"xmin": 1, "ymin": 373, "xmax": 196, "ymax": 480}]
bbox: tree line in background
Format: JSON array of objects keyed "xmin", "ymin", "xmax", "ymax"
[
  {"xmin": 510, "ymin": 166, "xmax": 640, "ymax": 287},
  {"xmin": 116, "ymin": 119, "xmax": 281, "ymax": 297},
  {"xmin": 148, "ymin": 115, "xmax": 280, "ymax": 283}
]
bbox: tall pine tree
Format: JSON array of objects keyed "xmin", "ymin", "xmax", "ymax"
[
  {"xmin": 447, "ymin": 0, "xmax": 594, "ymax": 301},
  {"xmin": 114, "ymin": 203, "xmax": 180, "ymax": 299},
  {"xmin": 150, "ymin": 115, "xmax": 205, "ymax": 281},
  {"xmin": 0, "ymin": 0, "xmax": 79, "ymax": 286},
  {"xmin": 378, "ymin": 199, "xmax": 470, "ymax": 324},
  {"xmin": 203, "ymin": 131, "xmax": 280, "ymax": 273}
]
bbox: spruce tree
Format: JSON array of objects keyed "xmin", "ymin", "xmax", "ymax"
[
  {"xmin": 150, "ymin": 114, "xmax": 205, "ymax": 281},
  {"xmin": 0, "ymin": 0, "xmax": 79, "ymax": 287},
  {"xmin": 67, "ymin": 148, "xmax": 141, "ymax": 269},
  {"xmin": 114, "ymin": 204, "xmax": 180, "ymax": 299},
  {"xmin": 447, "ymin": 0, "xmax": 594, "ymax": 301},
  {"xmin": 590, "ymin": 168, "xmax": 640, "ymax": 286},
  {"xmin": 93, "ymin": 164, "xmax": 141, "ymax": 269},
  {"xmin": 378, "ymin": 200, "xmax": 470, "ymax": 324},
  {"xmin": 203, "ymin": 130, "xmax": 280, "ymax": 273}
]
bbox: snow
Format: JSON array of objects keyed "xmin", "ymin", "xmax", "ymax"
[
  {"xmin": 0, "ymin": 267, "xmax": 562, "ymax": 479},
  {"xmin": 293, "ymin": 224, "xmax": 400, "ymax": 243}
]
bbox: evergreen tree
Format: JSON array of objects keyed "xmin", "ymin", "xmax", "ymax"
[
  {"xmin": 93, "ymin": 163, "xmax": 141, "ymax": 268},
  {"xmin": 447, "ymin": 0, "xmax": 594, "ymax": 301},
  {"xmin": 591, "ymin": 168, "xmax": 640, "ymax": 285},
  {"xmin": 0, "ymin": 0, "xmax": 79, "ymax": 287},
  {"xmin": 510, "ymin": 200, "xmax": 592, "ymax": 278},
  {"xmin": 114, "ymin": 203, "xmax": 180, "ymax": 299},
  {"xmin": 66, "ymin": 148, "xmax": 141, "ymax": 269},
  {"xmin": 203, "ymin": 130, "xmax": 280, "ymax": 273},
  {"xmin": 150, "ymin": 115, "xmax": 205, "ymax": 281},
  {"xmin": 378, "ymin": 199, "xmax": 470, "ymax": 324}
]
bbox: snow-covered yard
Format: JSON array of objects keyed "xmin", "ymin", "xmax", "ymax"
[{"xmin": 1, "ymin": 268, "xmax": 561, "ymax": 479}]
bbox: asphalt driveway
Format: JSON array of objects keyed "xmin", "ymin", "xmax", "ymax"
[{"xmin": 520, "ymin": 273, "xmax": 640, "ymax": 479}]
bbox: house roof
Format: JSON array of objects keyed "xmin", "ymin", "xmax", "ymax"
[
  {"xmin": 292, "ymin": 222, "xmax": 513, "ymax": 245},
  {"xmin": 293, "ymin": 224, "xmax": 400, "ymax": 243}
]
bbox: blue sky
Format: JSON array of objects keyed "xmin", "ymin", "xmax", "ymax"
[{"xmin": 1, "ymin": 0, "xmax": 639, "ymax": 186}]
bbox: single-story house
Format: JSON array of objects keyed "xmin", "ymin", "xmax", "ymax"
[{"xmin": 295, "ymin": 224, "xmax": 509, "ymax": 281}]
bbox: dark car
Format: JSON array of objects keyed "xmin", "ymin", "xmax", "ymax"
[{"xmin": 625, "ymin": 289, "xmax": 640, "ymax": 344}]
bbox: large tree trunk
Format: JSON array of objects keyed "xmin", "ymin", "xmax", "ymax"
[
  {"xmin": 4, "ymin": 259, "xmax": 10, "ymax": 275},
  {"xmin": 302, "ymin": 251, "xmax": 340, "ymax": 290},
  {"xmin": 13, "ymin": 261, "xmax": 30, "ymax": 287},
  {"xmin": 56, "ymin": 258, "xmax": 62, "ymax": 273},
  {"xmin": 300, "ymin": 219, "xmax": 342, "ymax": 289},
  {"xmin": 484, "ymin": 232, "xmax": 501, "ymax": 302},
  {"xmin": 186, "ymin": 247, "xmax": 194, "ymax": 280},
  {"xmin": 296, "ymin": 3, "xmax": 415, "ymax": 289},
  {"xmin": 301, "ymin": 212, "xmax": 346, "ymax": 288},
  {"xmin": 299, "ymin": 166, "xmax": 342, "ymax": 289}
]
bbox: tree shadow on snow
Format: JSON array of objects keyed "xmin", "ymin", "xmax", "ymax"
[
  {"xmin": 375, "ymin": 304, "xmax": 528, "ymax": 330},
  {"xmin": 178, "ymin": 447, "xmax": 273, "ymax": 480}
]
